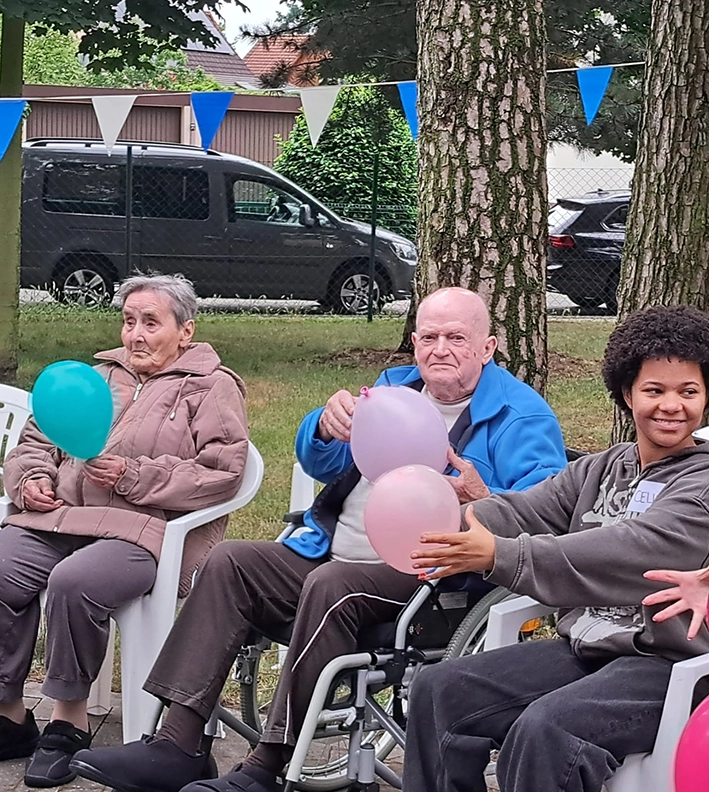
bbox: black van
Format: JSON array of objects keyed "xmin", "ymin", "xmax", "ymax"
[{"xmin": 21, "ymin": 138, "xmax": 418, "ymax": 313}]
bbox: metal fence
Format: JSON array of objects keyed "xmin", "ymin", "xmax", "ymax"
[{"xmin": 19, "ymin": 147, "xmax": 633, "ymax": 317}]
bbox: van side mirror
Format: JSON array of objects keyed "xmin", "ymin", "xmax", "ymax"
[{"xmin": 299, "ymin": 204, "xmax": 315, "ymax": 228}]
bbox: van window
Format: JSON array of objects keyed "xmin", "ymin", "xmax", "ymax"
[
  {"xmin": 42, "ymin": 162, "xmax": 125, "ymax": 216},
  {"xmin": 227, "ymin": 177, "xmax": 302, "ymax": 225},
  {"xmin": 134, "ymin": 166, "xmax": 209, "ymax": 220}
]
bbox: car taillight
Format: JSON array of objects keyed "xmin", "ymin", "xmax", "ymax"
[{"xmin": 548, "ymin": 234, "xmax": 575, "ymax": 248}]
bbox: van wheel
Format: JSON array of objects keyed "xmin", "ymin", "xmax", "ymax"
[
  {"xmin": 52, "ymin": 261, "xmax": 114, "ymax": 307},
  {"xmin": 326, "ymin": 268, "xmax": 385, "ymax": 315}
]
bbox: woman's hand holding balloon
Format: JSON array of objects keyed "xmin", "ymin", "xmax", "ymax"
[
  {"xmin": 643, "ymin": 567, "xmax": 709, "ymax": 640},
  {"xmin": 411, "ymin": 505, "xmax": 496, "ymax": 580},
  {"xmin": 447, "ymin": 448, "xmax": 490, "ymax": 503},
  {"xmin": 83, "ymin": 455, "xmax": 128, "ymax": 490},
  {"xmin": 317, "ymin": 390, "xmax": 357, "ymax": 443},
  {"xmin": 22, "ymin": 477, "xmax": 63, "ymax": 512}
]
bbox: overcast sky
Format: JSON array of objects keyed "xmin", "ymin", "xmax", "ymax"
[{"xmin": 218, "ymin": 0, "xmax": 287, "ymax": 56}]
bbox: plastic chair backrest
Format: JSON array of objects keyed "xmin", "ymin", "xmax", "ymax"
[{"xmin": 0, "ymin": 384, "xmax": 31, "ymax": 477}]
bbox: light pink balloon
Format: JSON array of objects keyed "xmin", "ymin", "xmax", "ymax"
[
  {"xmin": 350, "ymin": 386, "xmax": 449, "ymax": 482},
  {"xmin": 364, "ymin": 464, "xmax": 461, "ymax": 574}
]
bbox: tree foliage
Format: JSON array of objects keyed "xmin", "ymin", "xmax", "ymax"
[
  {"xmin": 247, "ymin": 0, "xmax": 650, "ymax": 161},
  {"xmin": 274, "ymin": 86, "xmax": 417, "ymax": 236},
  {"xmin": 23, "ymin": 25, "xmax": 224, "ymax": 91},
  {"xmin": 0, "ymin": 0, "xmax": 248, "ymax": 70}
]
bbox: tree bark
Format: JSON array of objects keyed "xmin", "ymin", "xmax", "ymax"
[
  {"xmin": 613, "ymin": 0, "xmax": 709, "ymax": 442},
  {"xmin": 0, "ymin": 15, "xmax": 25, "ymax": 383},
  {"xmin": 400, "ymin": 0, "xmax": 548, "ymax": 394}
]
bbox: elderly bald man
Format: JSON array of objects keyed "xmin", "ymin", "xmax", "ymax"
[{"xmin": 72, "ymin": 287, "xmax": 566, "ymax": 792}]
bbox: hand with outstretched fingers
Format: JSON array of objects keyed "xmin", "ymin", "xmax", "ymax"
[
  {"xmin": 411, "ymin": 504, "xmax": 496, "ymax": 580},
  {"xmin": 643, "ymin": 567, "xmax": 709, "ymax": 640}
]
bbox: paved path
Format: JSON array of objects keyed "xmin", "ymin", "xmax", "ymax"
[{"xmin": 4, "ymin": 686, "xmax": 502, "ymax": 791}]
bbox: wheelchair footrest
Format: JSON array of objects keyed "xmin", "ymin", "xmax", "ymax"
[{"xmin": 347, "ymin": 784, "xmax": 379, "ymax": 792}]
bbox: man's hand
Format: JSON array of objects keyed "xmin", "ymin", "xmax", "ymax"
[
  {"xmin": 643, "ymin": 568, "xmax": 709, "ymax": 640},
  {"xmin": 83, "ymin": 455, "xmax": 128, "ymax": 490},
  {"xmin": 447, "ymin": 448, "xmax": 490, "ymax": 503},
  {"xmin": 411, "ymin": 505, "xmax": 496, "ymax": 580},
  {"xmin": 317, "ymin": 390, "xmax": 357, "ymax": 443},
  {"xmin": 22, "ymin": 477, "xmax": 63, "ymax": 512}
]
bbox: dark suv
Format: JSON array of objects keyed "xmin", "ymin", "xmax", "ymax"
[
  {"xmin": 547, "ymin": 190, "xmax": 630, "ymax": 314},
  {"xmin": 21, "ymin": 138, "xmax": 418, "ymax": 313}
]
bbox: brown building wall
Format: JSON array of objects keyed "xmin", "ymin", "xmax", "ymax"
[
  {"xmin": 212, "ymin": 110, "xmax": 294, "ymax": 165},
  {"xmin": 22, "ymin": 86, "xmax": 300, "ymax": 167},
  {"xmin": 26, "ymin": 102, "xmax": 183, "ymax": 144}
]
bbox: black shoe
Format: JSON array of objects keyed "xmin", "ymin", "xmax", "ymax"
[
  {"xmin": 69, "ymin": 736, "xmax": 210, "ymax": 792},
  {"xmin": 24, "ymin": 720, "xmax": 91, "ymax": 788},
  {"xmin": 180, "ymin": 763, "xmax": 281, "ymax": 792},
  {"xmin": 0, "ymin": 708, "xmax": 40, "ymax": 761}
]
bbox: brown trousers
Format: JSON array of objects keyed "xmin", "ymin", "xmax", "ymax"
[
  {"xmin": 0, "ymin": 525, "xmax": 157, "ymax": 702},
  {"xmin": 144, "ymin": 540, "xmax": 420, "ymax": 746}
]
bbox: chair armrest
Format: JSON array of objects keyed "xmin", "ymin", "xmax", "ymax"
[
  {"xmin": 154, "ymin": 443, "xmax": 264, "ymax": 602},
  {"xmin": 0, "ymin": 494, "xmax": 18, "ymax": 522},
  {"xmin": 653, "ymin": 652, "xmax": 709, "ymax": 751},
  {"xmin": 484, "ymin": 596, "xmax": 555, "ymax": 651}
]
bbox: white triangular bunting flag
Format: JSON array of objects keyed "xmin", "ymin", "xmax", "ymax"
[
  {"xmin": 91, "ymin": 95, "xmax": 137, "ymax": 155},
  {"xmin": 299, "ymin": 86, "xmax": 341, "ymax": 147}
]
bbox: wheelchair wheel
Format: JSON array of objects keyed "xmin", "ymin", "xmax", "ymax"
[
  {"xmin": 443, "ymin": 587, "xmax": 517, "ymax": 659},
  {"xmin": 239, "ymin": 642, "xmax": 396, "ymax": 791}
]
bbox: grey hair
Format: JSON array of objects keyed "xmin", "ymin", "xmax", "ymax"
[{"xmin": 115, "ymin": 273, "xmax": 198, "ymax": 326}]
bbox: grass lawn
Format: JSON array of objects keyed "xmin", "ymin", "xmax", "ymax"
[{"xmin": 16, "ymin": 306, "xmax": 616, "ymax": 544}]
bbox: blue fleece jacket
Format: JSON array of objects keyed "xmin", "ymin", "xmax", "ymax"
[{"xmin": 284, "ymin": 360, "xmax": 566, "ymax": 561}]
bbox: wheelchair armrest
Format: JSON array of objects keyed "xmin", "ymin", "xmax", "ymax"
[
  {"xmin": 394, "ymin": 581, "xmax": 440, "ymax": 650},
  {"xmin": 484, "ymin": 596, "xmax": 555, "ymax": 651},
  {"xmin": 282, "ymin": 510, "xmax": 306, "ymax": 525}
]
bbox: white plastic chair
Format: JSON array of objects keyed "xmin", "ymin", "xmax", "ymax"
[
  {"xmin": 0, "ymin": 383, "xmax": 265, "ymax": 741},
  {"xmin": 288, "ymin": 461, "xmax": 316, "ymax": 513},
  {"xmin": 484, "ymin": 596, "xmax": 709, "ymax": 792},
  {"xmin": 115, "ymin": 441, "xmax": 264, "ymax": 741}
]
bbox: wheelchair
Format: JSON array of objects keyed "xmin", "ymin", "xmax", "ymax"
[{"xmin": 204, "ymin": 576, "xmax": 517, "ymax": 791}]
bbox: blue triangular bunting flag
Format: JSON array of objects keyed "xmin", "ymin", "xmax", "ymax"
[
  {"xmin": 398, "ymin": 82, "xmax": 418, "ymax": 140},
  {"xmin": 576, "ymin": 66, "xmax": 613, "ymax": 125},
  {"xmin": 0, "ymin": 99, "xmax": 26, "ymax": 162},
  {"xmin": 190, "ymin": 92, "xmax": 234, "ymax": 151}
]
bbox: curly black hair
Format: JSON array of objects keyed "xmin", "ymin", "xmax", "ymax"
[{"xmin": 602, "ymin": 305, "xmax": 709, "ymax": 414}]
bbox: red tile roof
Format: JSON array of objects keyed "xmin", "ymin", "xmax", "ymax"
[{"xmin": 244, "ymin": 35, "xmax": 323, "ymax": 87}]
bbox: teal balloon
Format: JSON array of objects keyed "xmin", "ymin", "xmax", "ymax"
[{"xmin": 32, "ymin": 361, "xmax": 113, "ymax": 460}]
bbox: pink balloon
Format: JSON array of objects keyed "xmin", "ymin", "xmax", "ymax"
[
  {"xmin": 350, "ymin": 386, "xmax": 449, "ymax": 482},
  {"xmin": 364, "ymin": 464, "xmax": 460, "ymax": 574},
  {"xmin": 675, "ymin": 695, "xmax": 709, "ymax": 792}
]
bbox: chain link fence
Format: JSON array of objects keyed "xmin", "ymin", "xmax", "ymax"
[{"xmin": 19, "ymin": 141, "xmax": 633, "ymax": 317}]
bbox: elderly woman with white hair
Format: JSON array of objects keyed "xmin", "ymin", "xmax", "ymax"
[{"xmin": 0, "ymin": 273, "xmax": 249, "ymax": 788}]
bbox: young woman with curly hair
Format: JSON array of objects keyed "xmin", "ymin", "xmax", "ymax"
[{"xmin": 402, "ymin": 304, "xmax": 709, "ymax": 792}]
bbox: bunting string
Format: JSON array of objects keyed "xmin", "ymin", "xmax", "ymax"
[{"xmin": 0, "ymin": 58, "xmax": 646, "ymax": 161}]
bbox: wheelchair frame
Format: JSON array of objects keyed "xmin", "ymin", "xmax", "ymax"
[{"xmin": 203, "ymin": 583, "xmax": 514, "ymax": 792}]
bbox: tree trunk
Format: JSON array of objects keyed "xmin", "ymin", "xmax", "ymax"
[
  {"xmin": 400, "ymin": 0, "xmax": 548, "ymax": 394},
  {"xmin": 613, "ymin": 0, "xmax": 709, "ymax": 442},
  {"xmin": 0, "ymin": 15, "xmax": 25, "ymax": 383}
]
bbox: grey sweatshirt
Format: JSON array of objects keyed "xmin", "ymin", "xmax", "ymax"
[{"xmin": 471, "ymin": 442, "xmax": 709, "ymax": 662}]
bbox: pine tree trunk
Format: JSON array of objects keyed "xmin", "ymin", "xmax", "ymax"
[
  {"xmin": 613, "ymin": 0, "xmax": 709, "ymax": 442},
  {"xmin": 0, "ymin": 15, "xmax": 25, "ymax": 383},
  {"xmin": 400, "ymin": 0, "xmax": 548, "ymax": 393}
]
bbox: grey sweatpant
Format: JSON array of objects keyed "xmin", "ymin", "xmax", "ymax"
[
  {"xmin": 0, "ymin": 525, "xmax": 157, "ymax": 703},
  {"xmin": 144, "ymin": 540, "xmax": 420, "ymax": 745},
  {"xmin": 403, "ymin": 637, "xmax": 675, "ymax": 792}
]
